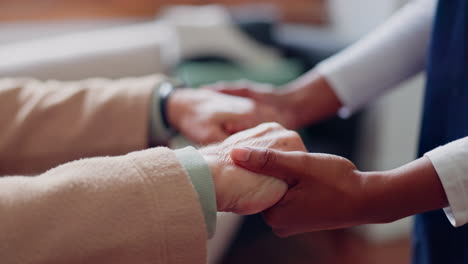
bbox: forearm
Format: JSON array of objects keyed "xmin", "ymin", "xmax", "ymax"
[
  {"xmin": 362, "ymin": 157, "xmax": 448, "ymax": 224},
  {"xmin": 278, "ymin": 72, "xmax": 342, "ymax": 129},
  {"xmin": 0, "ymin": 75, "xmax": 164, "ymax": 175},
  {"xmin": 279, "ymin": 0, "xmax": 436, "ymax": 124},
  {"xmin": 0, "ymin": 148, "xmax": 207, "ymax": 263}
]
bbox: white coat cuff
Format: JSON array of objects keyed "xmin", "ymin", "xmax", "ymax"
[{"xmin": 425, "ymin": 138, "xmax": 468, "ymax": 227}]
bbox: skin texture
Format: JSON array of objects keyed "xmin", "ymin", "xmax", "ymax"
[
  {"xmin": 230, "ymin": 147, "xmax": 448, "ymax": 237},
  {"xmin": 209, "ymin": 71, "xmax": 342, "ymax": 130},
  {"xmin": 198, "ymin": 123, "xmax": 307, "ymax": 215},
  {"xmin": 201, "ymin": 69, "xmax": 449, "ymax": 237},
  {"xmin": 208, "ymin": 71, "xmax": 449, "ymax": 237},
  {"xmin": 167, "ymin": 89, "xmax": 284, "ymax": 145}
]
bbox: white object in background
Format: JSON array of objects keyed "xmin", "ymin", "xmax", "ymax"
[
  {"xmin": 0, "ymin": 20, "xmax": 140, "ymax": 44},
  {"xmin": 328, "ymin": 0, "xmax": 408, "ymax": 42},
  {"xmin": 0, "ymin": 5, "xmax": 284, "ymax": 81},
  {"xmin": 0, "ymin": 21, "xmax": 169, "ymax": 80},
  {"xmin": 159, "ymin": 5, "xmax": 284, "ymax": 69}
]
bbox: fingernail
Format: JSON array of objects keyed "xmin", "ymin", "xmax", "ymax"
[{"xmin": 232, "ymin": 147, "xmax": 252, "ymax": 162}]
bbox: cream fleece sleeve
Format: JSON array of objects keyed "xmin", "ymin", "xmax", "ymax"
[
  {"xmin": 0, "ymin": 147, "xmax": 208, "ymax": 264},
  {"xmin": 0, "ymin": 76, "xmax": 218, "ymax": 241},
  {"xmin": 0, "ymin": 75, "xmax": 164, "ymax": 175}
]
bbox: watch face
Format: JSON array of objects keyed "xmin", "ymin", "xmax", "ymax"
[{"xmin": 160, "ymin": 82, "xmax": 174, "ymax": 98}]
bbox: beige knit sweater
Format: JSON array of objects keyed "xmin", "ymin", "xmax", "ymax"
[{"xmin": 0, "ymin": 76, "xmax": 208, "ymax": 263}]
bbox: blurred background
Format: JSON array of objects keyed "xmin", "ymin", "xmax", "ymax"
[{"xmin": 0, "ymin": 0, "xmax": 424, "ymax": 263}]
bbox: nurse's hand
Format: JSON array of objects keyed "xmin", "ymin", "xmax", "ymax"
[
  {"xmin": 208, "ymin": 74, "xmax": 342, "ymax": 130},
  {"xmin": 199, "ymin": 123, "xmax": 307, "ymax": 215},
  {"xmin": 230, "ymin": 147, "xmax": 370, "ymax": 236},
  {"xmin": 206, "ymin": 81, "xmax": 297, "ymax": 129},
  {"xmin": 230, "ymin": 147, "xmax": 447, "ymax": 237}
]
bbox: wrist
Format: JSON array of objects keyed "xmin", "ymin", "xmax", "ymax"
[
  {"xmin": 159, "ymin": 79, "xmax": 190, "ymax": 133},
  {"xmin": 198, "ymin": 146, "xmax": 225, "ymax": 211},
  {"xmin": 149, "ymin": 83, "xmax": 178, "ymax": 147},
  {"xmin": 359, "ymin": 157, "xmax": 448, "ymax": 225},
  {"xmin": 356, "ymin": 170, "xmax": 399, "ymax": 224},
  {"xmin": 167, "ymin": 89, "xmax": 184, "ymax": 132},
  {"xmin": 280, "ymin": 72, "xmax": 342, "ymax": 128}
]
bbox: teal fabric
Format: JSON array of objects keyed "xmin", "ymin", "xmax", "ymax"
[
  {"xmin": 150, "ymin": 86, "xmax": 217, "ymax": 237},
  {"xmin": 175, "ymin": 147, "xmax": 217, "ymax": 238},
  {"xmin": 175, "ymin": 59, "xmax": 304, "ymax": 87}
]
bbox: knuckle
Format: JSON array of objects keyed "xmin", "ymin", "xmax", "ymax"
[
  {"xmin": 285, "ymin": 130, "xmax": 301, "ymax": 141},
  {"xmin": 262, "ymin": 122, "xmax": 284, "ymax": 131},
  {"xmin": 259, "ymin": 148, "xmax": 277, "ymax": 170},
  {"xmin": 277, "ymin": 131, "xmax": 303, "ymax": 150},
  {"xmin": 256, "ymin": 122, "xmax": 275, "ymax": 132}
]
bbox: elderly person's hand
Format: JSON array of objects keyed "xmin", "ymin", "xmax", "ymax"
[
  {"xmin": 199, "ymin": 123, "xmax": 307, "ymax": 215},
  {"xmin": 168, "ymin": 89, "xmax": 284, "ymax": 145},
  {"xmin": 230, "ymin": 147, "xmax": 447, "ymax": 236}
]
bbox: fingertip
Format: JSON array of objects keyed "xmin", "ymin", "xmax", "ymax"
[
  {"xmin": 230, "ymin": 147, "xmax": 252, "ymax": 162},
  {"xmin": 273, "ymin": 228, "xmax": 293, "ymax": 238}
]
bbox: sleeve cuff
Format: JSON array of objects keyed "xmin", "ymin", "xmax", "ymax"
[
  {"xmin": 425, "ymin": 138, "xmax": 468, "ymax": 227},
  {"xmin": 315, "ymin": 62, "xmax": 357, "ymax": 118},
  {"xmin": 175, "ymin": 146, "xmax": 217, "ymax": 238}
]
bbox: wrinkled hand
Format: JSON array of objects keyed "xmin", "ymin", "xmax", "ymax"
[
  {"xmin": 168, "ymin": 89, "xmax": 286, "ymax": 144},
  {"xmin": 230, "ymin": 147, "xmax": 371, "ymax": 236},
  {"xmin": 207, "ymin": 81, "xmax": 297, "ymax": 129},
  {"xmin": 198, "ymin": 123, "xmax": 307, "ymax": 215}
]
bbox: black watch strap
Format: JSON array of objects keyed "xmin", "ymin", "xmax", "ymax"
[{"xmin": 159, "ymin": 82, "xmax": 176, "ymax": 131}]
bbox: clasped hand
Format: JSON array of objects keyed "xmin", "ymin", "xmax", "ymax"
[
  {"xmin": 230, "ymin": 146, "xmax": 371, "ymax": 237},
  {"xmin": 200, "ymin": 122, "xmax": 373, "ymax": 237}
]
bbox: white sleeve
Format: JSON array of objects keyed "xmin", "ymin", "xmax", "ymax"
[
  {"xmin": 425, "ymin": 137, "xmax": 468, "ymax": 227},
  {"xmin": 316, "ymin": 0, "xmax": 437, "ymax": 115}
]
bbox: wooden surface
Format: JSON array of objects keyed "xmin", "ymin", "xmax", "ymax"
[{"xmin": 0, "ymin": 0, "xmax": 328, "ymax": 24}]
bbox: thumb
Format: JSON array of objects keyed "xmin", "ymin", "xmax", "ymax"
[{"xmin": 230, "ymin": 147, "xmax": 304, "ymax": 186}]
